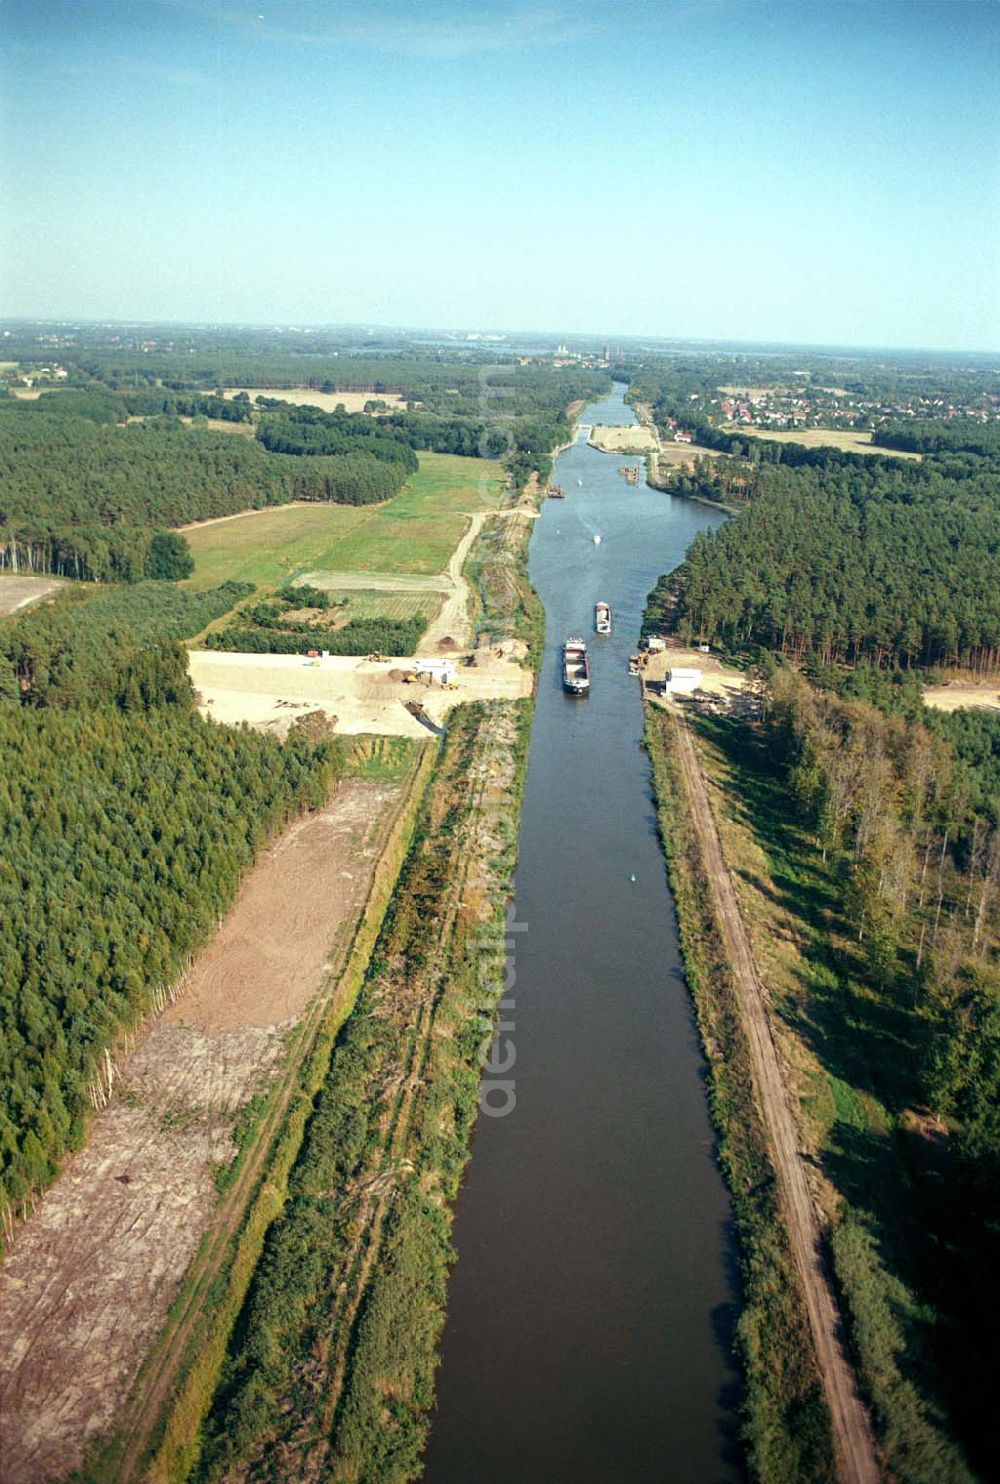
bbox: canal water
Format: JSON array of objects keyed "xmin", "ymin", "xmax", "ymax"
[{"xmin": 423, "ymin": 385, "xmax": 739, "ymax": 1483}]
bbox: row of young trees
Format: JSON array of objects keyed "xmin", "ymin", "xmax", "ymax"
[
  {"xmin": 205, "ymin": 616, "xmax": 426, "ymax": 656},
  {"xmin": 0, "ymin": 580, "xmax": 252, "ymax": 707},
  {"xmin": 0, "ymin": 578, "xmax": 341, "ymax": 1236},
  {"xmin": 757, "ymin": 670, "xmax": 998, "ymax": 1476}
]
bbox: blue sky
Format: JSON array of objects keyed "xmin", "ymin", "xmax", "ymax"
[{"xmin": 2, "ymin": 0, "xmax": 998, "ymax": 349}]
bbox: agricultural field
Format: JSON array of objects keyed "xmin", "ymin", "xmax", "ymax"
[
  {"xmin": 328, "ymin": 589, "xmax": 442, "ymax": 623},
  {"xmin": 726, "ymin": 426, "xmax": 922, "ymax": 458},
  {"xmin": 182, "ymin": 452, "xmax": 501, "ymax": 590},
  {"xmin": 221, "ymin": 387, "xmax": 410, "ymax": 413}
]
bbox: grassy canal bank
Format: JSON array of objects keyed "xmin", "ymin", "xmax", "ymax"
[
  {"xmin": 644, "ymin": 705, "xmax": 836, "ymax": 1482},
  {"xmin": 193, "ymin": 698, "xmax": 531, "ymax": 1480}
]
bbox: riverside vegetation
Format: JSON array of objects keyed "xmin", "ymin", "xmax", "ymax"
[
  {"xmin": 645, "ymin": 710, "xmax": 834, "ymax": 1482},
  {"xmin": 193, "ymin": 699, "xmax": 531, "ymax": 1481},
  {"xmin": 641, "ymin": 381, "xmax": 999, "ymax": 1478}
]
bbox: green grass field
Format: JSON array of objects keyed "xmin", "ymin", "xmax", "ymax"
[
  {"xmin": 329, "ymin": 590, "xmax": 441, "ymax": 623},
  {"xmin": 725, "ymin": 426, "xmax": 922, "ymax": 460},
  {"xmin": 183, "ymin": 452, "xmax": 502, "ymax": 591}
]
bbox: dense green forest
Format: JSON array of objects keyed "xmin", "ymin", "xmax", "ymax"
[
  {"xmin": 0, "ymin": 385, "xmax": 255, "ymax": 426},
  {"xmin": 255, "ymin": 405, "xmax": 418, "ymax": 470},
  {"xmin": 247, "ymin": 363, "xmax": 606, "ymax": 488},
  {"xmin": 0, "ymin": 580, "xmax": 252, "ymax": 706},
  {"xmin": 648, "ymin": 458, "xmax": 1000, "ymax": 670},
  {"xmin": 0, "ymin": 403, "xmax": 408, "ymax": 583},
  {"xmin": 873, "ymin": 419, "xmax": 1000, "ymax": 457},
  {"xmin": 0, "ymin": 579, "xmax": 340, "ymax": 1238}
]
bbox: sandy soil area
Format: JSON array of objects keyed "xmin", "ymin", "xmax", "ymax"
[
  {"xmin": 588, "ymin": 424, "xmax": 659, "ymax": 453},
  {"xmin": 654, "ymin": 443, "xmax": 726, "ymax": 470},
  {"xmin": 0, "ymin": 575, "xmax": 62, "ymax": 616},
  {"xmin": 221, "ymin": 387, "xmax": 408, "ymax": 414},
  {"xmin": 642, "ymin": 644, "xmax": 748, "ymax": 701},
  {"xmin": 191, "ymin": 649, "xmax": 531, "ymax": 737},
  {"xmin": 0, "ymin": 781, "xmax": 400, "ymax": 1484},
  {"xmin": 923, "ymin": 682, "xmax": 1000, "ymax": 713}
]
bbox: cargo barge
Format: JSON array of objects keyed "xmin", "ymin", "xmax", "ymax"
[{"xmin": 562, "ymin": 637, "xmax": 591, "ymax": 694}]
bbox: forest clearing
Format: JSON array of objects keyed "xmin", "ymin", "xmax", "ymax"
[
  {"xmin": 0, "ymin": 769, "xmax": 421, "ymax": 1484},
  {"xmin": 0, "ymin": 574, "xmax": 62, "ymax": 615},
  {"xmin": 653, "ymin": 440, "xmax": 727, "ymax": 468},
  {"xmin": 182, "ymin": 456, "xmax": 530, "ymax": 735},
  {"xmin": 922, "ymin": 681, "xmax": 1000, "ymax": 713},
  {"xmin": 180, "ymin": 451, "xmax": 503, "ymax": 589},
  {"xmin": 189, "ymin": 647, "xmax": 531, "ymax": 736}
]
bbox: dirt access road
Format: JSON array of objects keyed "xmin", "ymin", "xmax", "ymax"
[
  {"xmin": 670, "ymin": 706, "xmax": 880, "ymax": 1484},
  {"xmin": 299, "ymin": 508, "xmax": 488, "ymax": 655},
  {"xmin": 0, "ymin": 780, "xmax": 403, "ymax": 1484},
  {"xmin": 0, "ymin": 575, "xmax": 62, "ymax": 616}
]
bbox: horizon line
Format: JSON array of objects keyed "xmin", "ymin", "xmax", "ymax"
[{"xmin": 2, "ymin": 314, "xmax": 998, "ymax": 361}]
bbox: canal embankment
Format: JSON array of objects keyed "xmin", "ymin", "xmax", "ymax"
[{"xmin": 424, "ymin": 384, "xmax": 741, "ymax": 1483}]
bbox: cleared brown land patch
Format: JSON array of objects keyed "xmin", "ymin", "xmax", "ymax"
[
  {"xmin": 923, "ymin": 682, "xmax": 1000, "ymax": 713},
  {"xmin": 588, "ymin": 423, "xmax": 658, "ymax": 453},
  {"xmin": 164, "ymin": 784, "xmax": 395, "ymax": 1033},
  {"xmin": 0, "ymin": 779, "xmax": 400, "ymax": 1484},
  {"xmin": 190, "ymin": 649, "xmax": 531, "ymax": 738},
  {"xmin": 0, "ymin": 575, "xmax": 62, "ymax": 616},
  {"xmin": 643, "ymin": 644, "xmax": 748, "ymax": 704},
  {"xmin": 718, "ymin": 384, "xmax": 776, "ymax": 397}
]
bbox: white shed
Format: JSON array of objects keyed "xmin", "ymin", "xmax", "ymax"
[
  {"xmin": 664, "ymin": 667, "xmax": 702, "ymax": 693},
  {"xmin": 414, "ymin": 659, "xmax": 456, "ymax": 686}
]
